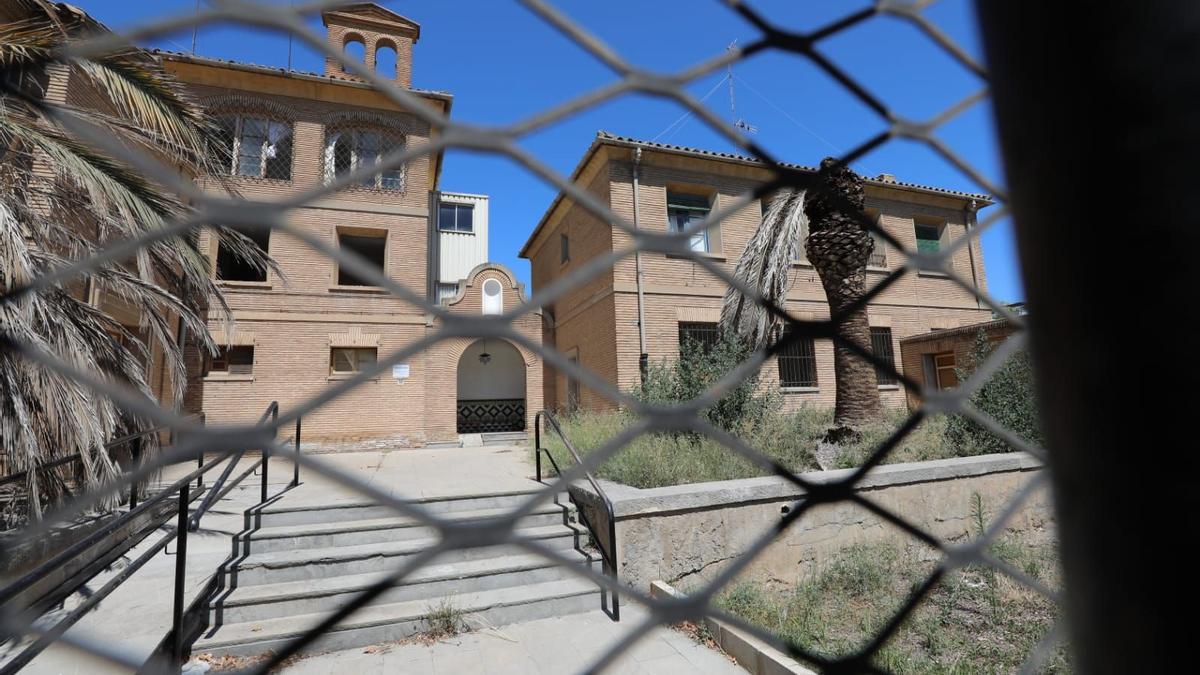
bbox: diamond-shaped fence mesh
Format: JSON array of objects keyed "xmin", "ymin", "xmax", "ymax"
[{"xmin": 0, "ymin": 1, "xmax": 1063, "ymax": 673}]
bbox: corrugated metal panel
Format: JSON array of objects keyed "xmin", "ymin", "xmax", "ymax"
[{"xmin": 435, "ymin": 192, "xmax": 488, "ymax": 284}]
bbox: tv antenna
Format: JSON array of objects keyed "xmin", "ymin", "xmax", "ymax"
[{"xmin": 726, "ymin": 40, "xmax": 757, "ymax": 134}]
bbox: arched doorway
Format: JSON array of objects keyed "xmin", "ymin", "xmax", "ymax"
[{"xmin": 456, "ymin": 338, "xmax": 526, "ymax": 433}]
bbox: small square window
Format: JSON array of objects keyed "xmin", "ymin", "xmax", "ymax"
[
  {"xmin": 210, "ymin": 346, "xmax": 254, "ymax": 375},
  {"xmin": 678, "ymin": 322, "xmax": 720, "ymax": 353},
  {"xmin": 337, "ymin": 231, "xmax": 386, "ymax": 286},
  {"xmin": 330, "ymin": 347, "xmax": 377, "ymax": 374},
  {"xmin": 667, "ymin": 191, "xmax": 711, "ymax": 253},
  {"xmin": 439, "ymin": 202, "xmax": 474, "ymax": 233}
]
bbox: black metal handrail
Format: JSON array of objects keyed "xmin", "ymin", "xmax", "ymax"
[
  {"xmin": 0, "ymin": 401, "xmax": 297, "ymax": 673},
  {"xmin": 534, "ymin": 409, "xmax": 619, "ymax": 621}
]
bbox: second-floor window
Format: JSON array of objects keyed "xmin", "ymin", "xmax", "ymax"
[
  {"xmin": 216, "ymin": 225, "xmax": 270, "ymax": 283},
  {"xmin": 336, "ymin": 229, "xmax": 386, "ymax": 287},
  {"xmin": 439, "ymin": 202, "xmax": 474, "ymax": 233},
  {"xmin": 326, "ymin": 128, "xmax": 405, "ymax": 192},
  {"xmin": 667, "ymin": 191, "xmax": 712, "ymax": 253},
  {"xmin": 214, "ymin": 115, "xmax": 292, "ymax": 180},
  {"xmin": 914, "ymin": 219, "xmax": 944, "ymax": 253}
]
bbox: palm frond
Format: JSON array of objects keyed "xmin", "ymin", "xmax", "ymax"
[{"xmin": 720, "ymin": 189, "xmax": 808, "ymax": 350}]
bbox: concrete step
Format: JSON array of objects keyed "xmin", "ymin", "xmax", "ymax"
[
  {"xmin": 213, "ymin": 551, "xmax": 600, "ymax": 624},
  {"xmin": 257, "ymin": 488, "xmax": 552, "ymax": 527},
  {"xmin": 224, "ymin": 524, "xmax": 584, "ymax": 585},
  {"xmin": 240, "ymin": 504, "xmax": 570, "ymax": 553},
  {"xmin": 481, "ymin": 432, "xmax": 528, "ymax": 447},
  {"xmin": 194, "ymin": 578, "xmax": 601, "ymax": 658}
]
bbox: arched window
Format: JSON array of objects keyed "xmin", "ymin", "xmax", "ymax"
[
  {"xmin": 213, "ymin": 114, "xmax": 292, "ymax": 180},
  {"xmin": 324, "ymin": 127, "xmax": 405, "ymax": 191},
  {"xmin": 482, "ymin": 278, "xmax": 503, "ymax": 315},
  {"xmin": 375, "ymin": 41, "xmax": 397, "ymax": 78},
  {"xmin": 343, "ymin": 36, "xmax": 365, "ymax": 71}
]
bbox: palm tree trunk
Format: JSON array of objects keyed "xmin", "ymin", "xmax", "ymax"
[{"xmin": 805, "ymin": 158, "xmax": 884, "ymax": 430}]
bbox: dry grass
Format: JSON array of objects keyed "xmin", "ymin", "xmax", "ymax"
[
  {"xmin": 540, "ymin": 408, "xmax": 982, "ymax": 489},
  {"xmin": 712, "ymin": 530, "xmax": 1067, "ymax": 673}
]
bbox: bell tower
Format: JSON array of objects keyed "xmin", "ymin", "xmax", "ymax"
[{"xmin": 322, "ymin": 3, "xmax": 421, "ymax": 88}]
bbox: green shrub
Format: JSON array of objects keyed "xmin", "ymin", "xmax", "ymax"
[
  {"xmin": 639, "ymin": 332, "xmax": 779, "ymax": 434},
  {"xmin": 944, "ymin": 330, "xmax": 1044, "ymax": 455}
]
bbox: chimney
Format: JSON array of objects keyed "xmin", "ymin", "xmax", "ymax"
[{"xmin": 876, "ymin": 173, "xmax": 897, "ymax": 184}]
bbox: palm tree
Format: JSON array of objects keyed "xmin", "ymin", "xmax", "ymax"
[
  {"xmin": 0, "ymin": 1, "xmax": 272, "ymax": 517},
  {"xmin": 803, "ymin": 157, "xmax": 883, "ymax": 433},
  {"xmin": 720, "ymin": 158, "xmax": 882, "ymax": 439}
]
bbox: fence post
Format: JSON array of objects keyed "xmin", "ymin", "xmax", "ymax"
[
  {"xmin": 975, "ymin": 2, "xmax": 1197, "ymax": 670},
  {"xmin": 171, "ymin": 483, "xmax": 190, "ymax": 669}
]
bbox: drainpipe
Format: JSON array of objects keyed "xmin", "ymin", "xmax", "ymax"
[
  {"xmin": 632, "ymin": 146, "xmax": 649, "ymax": 383},
  {"xmin": 964, "ymin": 199, "xmax": 982, "ymax": 309}
]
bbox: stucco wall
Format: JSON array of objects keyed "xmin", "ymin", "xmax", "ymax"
[{"xmin": 574, "ymin": 453, "xmax": 1049, "ymax": 592}]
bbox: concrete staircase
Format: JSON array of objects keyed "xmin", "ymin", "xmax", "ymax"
[{"xmin": 193, "ymin": 488, "xmax": 600, "ymax": 658}]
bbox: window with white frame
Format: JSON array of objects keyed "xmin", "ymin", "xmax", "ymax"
[
  {"xmin": 325, "ymin": 127, "xmax": 405, "ymax": 191},
  {"xmin": 667, "ymin": 191, "xmax": 712, "ymax": 253},
  {"xmin": 213, "ymin": 115, "xmax": 293, "ymax": 180},
  {"xmin": 439, "ymin": 202, "xmax": 474, "ymax": 233}
]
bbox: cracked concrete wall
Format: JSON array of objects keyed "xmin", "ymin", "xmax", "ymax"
[{"xmin": 606, "ymin": 453, "xmax": 1051, "ymax": 592}]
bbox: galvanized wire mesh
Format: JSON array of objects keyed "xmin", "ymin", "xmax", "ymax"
[{"xmin": 0, "ymin": 1, "xmax": 1056, "ymax": 673}]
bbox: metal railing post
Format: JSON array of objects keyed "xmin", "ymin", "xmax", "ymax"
[
  {"xmin": 262, "ymin": 406, "xmax": 276, "ymax": 503},
  {"xmin": 171, "ymin": 483, "xmax": 190, "ymax": 669},
  {"xmin": 292, "ymin": 417, "xmax": 301, "ymax": 487},
  {"xmin": 129, "ymin": 438, "xmax": 141, "ymax": 510},
  {"xmin": 196, "ymin": 412, "xmax": 206, "ymax": 489},
  {"xmin": 534, "ymin": 412, "xmax": 542, "ymax": 482}
]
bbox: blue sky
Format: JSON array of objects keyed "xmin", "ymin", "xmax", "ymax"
[{"xmin": 77, "ymin": 0, "xmax": 1023, "ymax": 303}]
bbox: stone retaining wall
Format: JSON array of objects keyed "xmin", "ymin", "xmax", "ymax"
[{"xmin": 571, "ymin": 453, "xmax": 1050, "ymax": 592}]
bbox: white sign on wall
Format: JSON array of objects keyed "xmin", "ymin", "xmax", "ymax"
[{"xmin": 392, "ymin": 364, "xmax": 410, "ymax": 380}]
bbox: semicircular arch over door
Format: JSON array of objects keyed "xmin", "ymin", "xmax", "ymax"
[{"xmin": 456, "ymin": 338, "xmax": 526, "ymax": 433}]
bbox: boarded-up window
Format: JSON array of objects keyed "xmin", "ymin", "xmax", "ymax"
[
  {"xmin": 934, "ymin": 352, "xmax": 958, "ymax": 389},
  {"xmin": 330, "ymin": 347, "xmax": 377, "ymax": 374}
]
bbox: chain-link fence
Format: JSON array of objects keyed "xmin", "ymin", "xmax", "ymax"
[{"xmin": 0, "ymin": 1, "xmax": 1066, "ymax": 673}]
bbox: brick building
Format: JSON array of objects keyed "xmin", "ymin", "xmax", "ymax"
[
  {"xmin": 521, "ymin": 132, "xmax": 994, "ymax": 413},
  {"xmin": 899, "ymin": 317, "xmax": 1018, "ymax": 409},
  {"xmin": 163, "ymin": 4, "xmax": 541, "ymax": 442}
]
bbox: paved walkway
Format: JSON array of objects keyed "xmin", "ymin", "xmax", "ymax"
[{"xmin": 279, "ymin": 605, "xmax": 743, "ymax": 674}]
